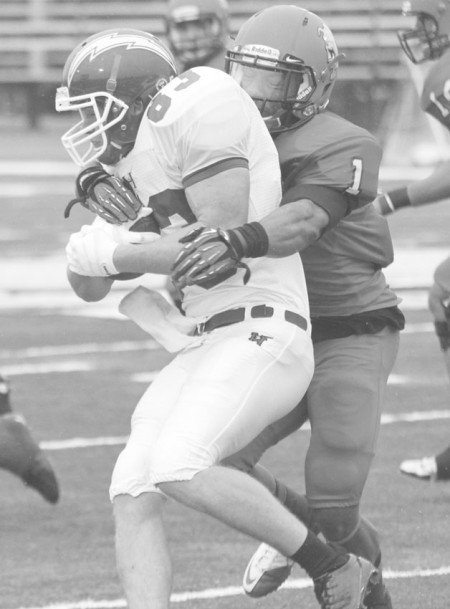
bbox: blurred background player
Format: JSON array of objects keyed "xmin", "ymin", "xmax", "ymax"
[
  {"xmin": 0, "ymin": 374, "xmax": 59, "ymax": 504},
  {"xmin": 172, "ymin": 6, "xmax": 403, "ymax": 608},
  {"xmin": 375, "ymin": 0, "xmax": 450, "ymax": 482},
  {"xmin": 165, "ymin": 0, "xmax": 229, "ymax": 72}
]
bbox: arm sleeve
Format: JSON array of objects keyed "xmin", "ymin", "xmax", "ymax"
[
  {"xmin": 281, "ymin": 130, "xmax": 382, "ymax": 226},
  {"xmin": 179, "ymin": 88, "xmax": 251, "ymax": 188},
  {"xmin": 281, "ymin": 183, "xmax": 349, "ymax": 229}
]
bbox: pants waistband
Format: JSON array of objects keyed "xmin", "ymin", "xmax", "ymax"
[{"xmin": 196, "ymin": 305, "xmax": 308, "ymax": 335}]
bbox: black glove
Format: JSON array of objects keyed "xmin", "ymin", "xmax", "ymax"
[
  {"xmin": 171, "ymin": 222, "xmax": 269, "ymax": 290},
  {"xmin": 64, "ymin": 166, "xmax": 142, "ymax": 223}
]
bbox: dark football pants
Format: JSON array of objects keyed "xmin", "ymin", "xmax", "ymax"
[{"xmin": 224, "ymin": 327, "xmax": 400, "ymax": 509}]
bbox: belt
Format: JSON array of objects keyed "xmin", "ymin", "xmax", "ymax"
[{"xmin": 195, "ymin": 305, "xmax": 308, "ymax": 335}]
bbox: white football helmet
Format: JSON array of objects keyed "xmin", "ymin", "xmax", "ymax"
[{"xmin": 55, "ymin": 29, "xmax": 177, "ymax": 166}]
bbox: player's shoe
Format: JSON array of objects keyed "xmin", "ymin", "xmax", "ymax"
[
  {"xmin": 399, "ymin": 456, "xmax": 437, "ymax": 481},
  {"xmin": 363, "ymin": 569, "xmax": 393, "ymax": 609},
  {"xmin": 242, "ymin": 543, "xmax": 294, "ymax": 597},
  {"xmin": 0, "ymin": 413, "xmax": 59, "ymax": 504},
  {"xmin": 313, "ymin": 554, "xmax": 377, "ymax": 609}
]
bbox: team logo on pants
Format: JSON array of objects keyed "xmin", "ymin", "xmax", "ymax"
[{"xmin": 249, "ymin": 332, "xmax": 272, "ymax": 346}]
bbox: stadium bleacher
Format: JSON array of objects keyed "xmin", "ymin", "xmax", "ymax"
[{"xmin": 0, "ymin": 0, "xmax": 409, "ymax": 127}]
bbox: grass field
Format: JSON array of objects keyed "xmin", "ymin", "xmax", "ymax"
[{"xmin": 1, "ymin": 118, "xmax": 450, "ymax": 609}]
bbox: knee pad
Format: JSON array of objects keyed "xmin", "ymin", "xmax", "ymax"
[{"xmin": 311, "ymin": 505, "xmax": 360, "ymax": 544}]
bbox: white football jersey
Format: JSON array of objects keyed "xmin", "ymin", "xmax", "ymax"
[{"xmin": 114, "ymin": 67, "xmax": 309, "ymax": 320}]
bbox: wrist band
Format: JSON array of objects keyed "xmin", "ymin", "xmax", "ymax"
[
  {"xmin": 385, "ymin": 187, "xmax": 411, "ymax": 210},
  {"xmin": 234, "ymin": 222, "xmax": 269, "ymax": 258}
]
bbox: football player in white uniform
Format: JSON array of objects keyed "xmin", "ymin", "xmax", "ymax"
[
  {"xmin": 375, "ymin": 0, "xmax": 450, "ymax": 482},
  {"xmin": 56, "ymin": 28, "xmax": 378, "ymax": 609}
]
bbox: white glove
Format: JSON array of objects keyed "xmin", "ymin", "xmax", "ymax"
[{"xmin": 66, "ymin": 224, "xmax": 120, "ymax": 277}]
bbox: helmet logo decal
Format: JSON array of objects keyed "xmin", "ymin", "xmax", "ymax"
[
  {"xmin": 318, "ymin": 24, "xmax": 338, "ymax": 62},
  {"xmin": 240, "ymin": 44, "xmax": 280, "ymax": 60},
  {"xmin": 68, "ymin": 33, "xmax": 176, "ymax": 84},
  {"xmin": 296, "ymin": 84, "xmax": 313, "ymax": 102}
]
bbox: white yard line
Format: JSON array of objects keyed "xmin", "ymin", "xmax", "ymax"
[
  {"xmin": 12, "ymin": 565, "xmax": 450, "ymax": 609},
  {"xmin": 39, "ymin": 408, "xmax": 450, "ymax": 451},
  {"xmin": 0, "ymin": 340, "xmax": 159, "ymax": 359}
]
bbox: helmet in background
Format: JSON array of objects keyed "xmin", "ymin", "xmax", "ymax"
[
  {"xmin": 225, "ymin": 5, "xmax": 343, "ymax": 133},
  {"xmin": 421, "ymin": 49, "xmax": 450, "ymax": 128},
  {"xmin": 166, "ymin": 0, "xmax": 229, "ymax": 69},
  {"xmin": 398, "ymin": 0, "xmax": 450, "ymax": 63},
  {"xmin": 55, "ymin": 29, "xmax": 177, "ymax": 166}
]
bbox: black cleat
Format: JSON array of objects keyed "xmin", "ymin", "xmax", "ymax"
[
  {"xmin": 0, "ymin": 413, "xmax": 59, "ymax": 504},
  {"xmin": 364, "ymin": 569, "xmax": 393, "ymax": 609}
]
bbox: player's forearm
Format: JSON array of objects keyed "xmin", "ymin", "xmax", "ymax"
[
  {"xmin": 260, "ymin": 200, "xmax": 329, "ymax": 257},
  {"xmin": 67, "ymin": 268, "xmax": 114, "ymax": 301},
  {"xmin": 407, "ymin": 160, "xmax": 450, "ymax": 205},
  {"xmin": 113, "ymin": 224, "xmax": 199, "ymax": 274},
  {"xmin": 380, "ymin": 160, "xmax": 450, "ymax": 213}
]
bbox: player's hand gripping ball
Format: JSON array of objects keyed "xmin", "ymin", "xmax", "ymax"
[
  {"xmin": 171, "ymin": 227, "xmax": 250, "ymax": 290},
  {"xmin": 66, "ymin": 211, "xmax": 161, "ymax": 281},
  {"xmin": 65, "ymin": 165, "xmax": 142, "ymax": 223}
]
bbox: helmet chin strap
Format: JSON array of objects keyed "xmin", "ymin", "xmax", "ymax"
[
  {"xmin": 98, "ymin": 139, "xmax": 130, "ymax": 165},
  {"xmin": 264, "ymin": 104, "xmax": 315, "ymax": 133}
]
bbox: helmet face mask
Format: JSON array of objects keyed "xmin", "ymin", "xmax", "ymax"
[
  {"xmin": 225, "ymin": 6, "xmax": 342, "ymax": 133},
  {"xmin": 398, "ymin": 0, "xmax": 450, "ymax": 63},
  {"xmin": 56, "ymin": 29, "xmax": 177, "ymax": 167},
  {"xmin": 56, "ymin": 87, "xmax": 129, "ymax": 166},
  {"xmin": 166, "ymin": 0, "xmax": 229, "ymax": 67},
  {"xmin": 227, "ymin": 50, "xmax": 317, "ymax": 130}
]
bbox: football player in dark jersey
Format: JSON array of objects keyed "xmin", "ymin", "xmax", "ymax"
[
  {"xmin": 171, "ymin": 6, "xmax": 404, "ymax": 608},
  {"xmin": 375, "ymin": 0, "xmax": 450, "ymax": 482},
  {"xmin": 165, "ymin": 0, "xmax": 229, "ymax": 72},
  {"xmin": 0, "ymin": 374, "xmax": 59, "ymax": 504}
]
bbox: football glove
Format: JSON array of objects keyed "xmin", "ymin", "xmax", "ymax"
[
  {"xmin": 66, "ymin": 224, "xmax": 119, "ymax": 277},
  {"xmin": 66, "ymin": 212, "xmax": 161, "ymax": 280},
  {"xmin": 171, "ymin": 222, "xmax": 269, "ymax": 290},
  {"xmin": 64, "ymin": 165, "xmax": 142, "ymax": 223}
]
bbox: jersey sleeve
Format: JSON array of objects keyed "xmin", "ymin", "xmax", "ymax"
[
  {"xmin": 175, "ymin": 71, "xmax": 251, "ymax": 187},
  {"xmin": 281, "ymin": 129, "xmax": 382, "ymax": 227}
]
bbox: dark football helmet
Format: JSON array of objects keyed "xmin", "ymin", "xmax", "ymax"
[
  {"xmin": 166, "ymin": 0, "xmax": 229, "ymax": 69},
  {"xmin": 225, "ymin": 5, "xmax": 343, "ymax": 133},
  {"xmin": 398, "ymin": 0, "xmax": 450, "ymax": 63},
  {"xmin": 55, "ymin": 29, "xmax": 177, "ymax": 166}
]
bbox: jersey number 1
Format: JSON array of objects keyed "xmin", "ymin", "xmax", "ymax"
[{"xmin": 346, "ymin": 158, "xmax": 363, "ymax": 196}]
